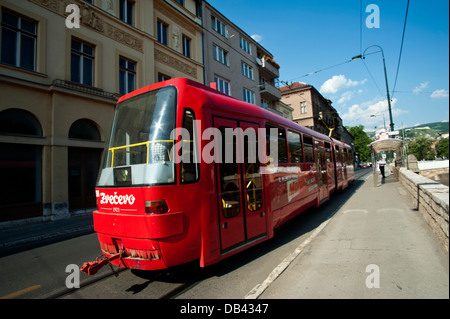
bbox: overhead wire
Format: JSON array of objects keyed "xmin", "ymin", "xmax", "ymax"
[
  {"xmin": 287, "ymin": 59, "xmax": 356, "ymax": 82},
  {"xmin": 391, "ymin": 0, "xmax": 410, "ymax": 100}
]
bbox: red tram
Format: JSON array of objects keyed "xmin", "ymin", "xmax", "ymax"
[{"xmin": 83, "ymin": 78, "xmax": 354, "ymax": 274}]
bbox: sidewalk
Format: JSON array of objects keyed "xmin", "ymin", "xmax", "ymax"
[
  {"xmin": 0, "ymin": 214, "xmax": 94, "ymax": 257},
  {"xmin": 259, "ymin": 170, "xmax": 449, "ymax": 299}
]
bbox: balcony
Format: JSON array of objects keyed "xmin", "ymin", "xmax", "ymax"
[
  {"xmin": 260, "ymin": 81, "xmax": 281, "ymax": 101},
  {"xmin": 256, "ymin": 57, "xmax": 280, "ymax": 79}
]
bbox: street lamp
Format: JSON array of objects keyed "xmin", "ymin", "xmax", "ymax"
[
  {"xmin": 370, "ymin": 112, "xmax": 386, "ymax": 131},
  {"xmin": 353, "ymin": 45, "xmax": 395, "ymax": 133}
]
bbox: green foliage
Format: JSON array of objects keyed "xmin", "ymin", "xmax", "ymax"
[
  {"xmin": 408, "ymin": 137, "xmax": 436, "ymax": 161},
  {"xmin": 347, "ymin": 125, "xmax": 372, "ymax": 162},
  {"xmin": 436, "ymin": 138, "xmax": 449, "ymax": 158}
]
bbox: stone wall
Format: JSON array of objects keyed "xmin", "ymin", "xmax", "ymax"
[{"xmin": 398, "ymin": 167, "xmax": 449, "ymax": 252}]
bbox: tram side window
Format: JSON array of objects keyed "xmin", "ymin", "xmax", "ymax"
[
  {"xmin": 303, "ymin": 135, "xmax": 314, "ymax": 163},
  {"xmin": 180, "ymin": 109, "xmax": 199, "ymax": 183},
  {"xmin": 287, "ymin": 130, "xmax": 303, "ymax": 163},
  {"xmin": 266, "ymin": 124, "xmax": 288, "ymax": 163}
]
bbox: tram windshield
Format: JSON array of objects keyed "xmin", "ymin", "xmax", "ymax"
[{"xmin": 97, "ymin": 86, "xmax": 177, "ymax": 187}]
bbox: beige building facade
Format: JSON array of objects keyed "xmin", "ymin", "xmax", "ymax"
[
  {"xmin": 280, "ymin": 82, "xmax": 341, "ymax": 137},
  {"xmin": 0, "ymin": 0, "xmax": 204, "ymax": 224}
]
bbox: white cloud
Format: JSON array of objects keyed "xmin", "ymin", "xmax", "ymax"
[
  {"xmin": 341, "ymin": 97, "xmax": 405, "ymax": 129},
  {"xmin": 320, "ymin": 75, "xmax": 367, "ymax": 94},
  {"xmin": 337, "ymin": 91, "xmax": 354, "ymax": 104},
  {"xmin": 430, "ymin": 89, "xmax": 449, "ymax": 99},
  {"xmin": 413, "ymin": 82, "xmax": 429, "ymax": 95},
  {"xmin": 251, "ymin": 34, "xmax": 263, "ymax": 42}
]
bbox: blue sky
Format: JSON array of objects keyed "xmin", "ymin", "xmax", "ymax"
[{"xmin": 207, "ymin": 0, "xmax": 449, "ymax": 131}]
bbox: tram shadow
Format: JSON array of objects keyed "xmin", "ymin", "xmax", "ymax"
[
  {"xmin": 208, "ymin": 178, "xmax": 367, "ymax": 278},
  {"xmin": 131, "ymin": 177, "xmax": 366, "ymax": 292}
]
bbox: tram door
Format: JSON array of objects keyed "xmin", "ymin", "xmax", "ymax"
[
  {"xmin": 314, "ymin": 140, "xmax": 328, "ymax": 203},
  {"xmin": 214, "ymin": 117, "xmax": 266, "ymax": 252}
]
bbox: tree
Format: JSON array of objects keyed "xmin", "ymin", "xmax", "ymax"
[
  {"xmin": 435, "ymin": 138, "xmax": 449, "ymax": 158},
  {"xmin": 346, "ymin": 125, "xmax": 372, "ymax": 162},
  {"xmin": 408, "ymin": 137, "xmax": 436, "ymax": 161}
]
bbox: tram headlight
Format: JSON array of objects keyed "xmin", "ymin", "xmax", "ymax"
[{"xmin": 145, "ymin": 200, "xmax": 169, "ymax": 214}]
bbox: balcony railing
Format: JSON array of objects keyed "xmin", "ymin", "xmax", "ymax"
[{"xmin": 256, "ymin": 57, "xmax": 280, "ymax": 79}]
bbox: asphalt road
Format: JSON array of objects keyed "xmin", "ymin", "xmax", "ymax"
[{"xmin": 0, "ymin": 169, "xmax": 372, "ymax": 299}]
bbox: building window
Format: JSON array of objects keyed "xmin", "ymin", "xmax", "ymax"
[
  {"xmin": 71, "ymin": 38, "xmax": 94, "ymax": 86},
  {"xmin": 300, "ymin": 101, "xmax": 307, "ymax": 114},
  {"xmin": 261, "ymin": 99, "xmax": 269, "ymax": 109},
  {"xmin": 158, "ymin": 73, "xmax": 171, "ymax": 82},
  {"xmin": 243, "ymin": 88, "xmax": 255, "ymax": 104},
  {"xmin": 213, "ymin": 44, "xmax": 228, "ymax": 66},
  {"xmin": 1, "ymin": 9, "xmax": 37, "ymax": 71},
  {"xmin": 211, "ymin": 15, "xmax": 227, "ymax": 37},
  {"xmin": 119, "ymin": 57, "xmax": 136, "ymax": 95},
  {"xmin": 119, "ymin": 0, "xmax": 134, "ymax": 25},
  {"xmin": 240, "ymin": 37, "xmax": 251, "ymax": 54},
  {"xmin": 214, "ymin": 76, "xmax": 230, "ymax": 95},
  {"xmin": 241, "ymin": 62, "xmax": 253, "ymax": 79},
  {"xmin": 175, "ymin": 0, "xmax": 184, "ymax": 6},
  {"xmin": 182, "ymin": 35, "xmax": 191, "ymax": 58},
  {"xmin": 157, "ymin": 20, "xmax": 168, "ymax": 46}
]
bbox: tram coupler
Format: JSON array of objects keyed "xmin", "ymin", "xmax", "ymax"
[{"xmin": 80, "ymin": 251, "xmax": 123, "ymax": 276}]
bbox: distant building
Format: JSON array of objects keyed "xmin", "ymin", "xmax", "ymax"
[
  {"xmin": 280, "ymin": 83, "xmax": 341, "ymax": 138},
  {"xmin": 202, "ymin": 1, "xmax": 282, "ymax": 115}
]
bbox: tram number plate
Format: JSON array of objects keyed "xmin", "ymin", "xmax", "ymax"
[{"xmin": 114, "ymin": 167, "xmax": 132, "ymax": 186}]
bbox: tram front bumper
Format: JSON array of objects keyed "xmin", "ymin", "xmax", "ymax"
[{"xmin": 93, "ymin": 210, "xmax": 184, "ymax": 239}]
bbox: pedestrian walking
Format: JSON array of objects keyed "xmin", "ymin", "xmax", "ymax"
[{"xmin": 378, "ymin": 157, "xmax": 386, "ymax": 178}]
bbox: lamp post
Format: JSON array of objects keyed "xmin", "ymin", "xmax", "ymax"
[
  {"xmin": 370, "ymin": 112, "xmax": 386, "ymax": 131},
  {"xmin": 353, "ymin": 45, "xmax": 395, "ymax": 133}
]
